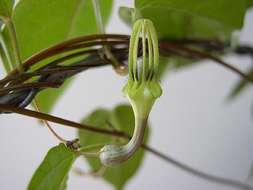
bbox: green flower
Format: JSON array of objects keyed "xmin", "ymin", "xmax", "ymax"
[{"xmin": 100, "ymin": 19, "xmax": 162, "ymax": 167}]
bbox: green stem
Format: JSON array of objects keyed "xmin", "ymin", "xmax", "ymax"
[
  {"xmin": 79, "ymin": 143, "xmax": 106, "ymax": 152},
  {"xmin": 0, "ymin": 30, "xmax": 12, "ymax": 72},
  {"xmin": 3, "ymin": 17, "xmax": 23, "ymax": 72},
  {"xmin": 92, "ymin": 0, "xmax": 104, "ymax": 34}
]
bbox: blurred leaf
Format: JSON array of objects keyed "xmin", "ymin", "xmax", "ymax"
[
  {"xmin": 228, "ymin": 67, "xmax": 253, "ymax": 99},
  {"xmin": 0, "ymin": 0, "xmax": 14, "ymax": 18},
  {"xmin": 78, "ymin": 108, "xmax": 111, "ymax": 175},
  {"xmin": 247, "ymin": 0, "xmax": 253, "ymax": 8},
  {"xmin": 134, "ymin": 0, "xmax": 248, "ymax": 39},
  {"xmin": 157, "ymin": 57, "xmax": 170, "ymax": 79},
  {"xmin": 10, "ymin": 0, "xmax": 113, "ymax": 112},
  {"xmin": 28, "ymin": 143, "xmax": 77, "ymax": 190},
  {"xmin": 158, "ymin": 55, "xmax": 201, "ymax": 79},
  {"xmin": 78, "ymin": 104, "xmax": 149, "ymax": 190},
  {"xmin": 118, "ymin": 6, "xmax": 135, "ymax": 26}
]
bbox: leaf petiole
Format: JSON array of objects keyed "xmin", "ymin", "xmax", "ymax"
[{"xmin": 1, "ymin": 16, "xmax": 23, "ymax": 72}]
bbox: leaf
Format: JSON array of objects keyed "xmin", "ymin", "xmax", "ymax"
[
  {"xmin": 228, "ymin": 67, "xmax": 253, "ymax": 99},
  {"xmin": 0, "ymin": 0, "xmax": 14, "ymax": 18},
  {"xmin": 247, "ymin": 0, "xmax": 253, "ymax": 8},
  {"xmin": 78, "ymin": 104, "xmax": 149, "ymax": 190},
  {"xmin": 158, "ymin": 55, "xmax": 201, "ymax": 79},
  {"xmin": 134, "ymin": 0, "xmax": 248, "ymax": 39},
  {"xmin": 28, "ymin": 143, "xmax": 77, "ymax": 190},
  {"xmin": 118, "ymin": 6, "xmax": 135, "ymax": 26},
  {"xmin": 78, "ymin": 108, "xmax": 112, "ymax": 171},
  {"xmin": 10, "ymin": 0, "xmax": 113, "ymax": 112},
  {"xmin": 58, "ymin": 175, "xmax": 68, "ymax": 190},
  {"xmin": 135, "ymin": 0, "xmax": 247, "ymax": 38}
]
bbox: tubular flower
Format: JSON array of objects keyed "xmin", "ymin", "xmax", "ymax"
[{"xmin": 99, "ymin": 19, "xmax": 162, "ymax": 166}]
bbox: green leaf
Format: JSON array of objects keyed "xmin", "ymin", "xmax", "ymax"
[
  {"xmin": 10, "ymin": 0, "xmax": 113, "ymax": 112},
  {"xmin": 28, "ymin": 143, "xmax": 77, "ymax": 190},
  {"xmin": 0, "ymin": 0, "xmax": 14, "ymax": 18},
  {"xmin": 58, "ymin": 175, "xmax": 68, "ymax": 190},
  {"xmin": 158, "ymin": 55, "xmax": 201, "ymax": 79},
  {"xmin": 78, "ymin": 104, "xmax": 149, "ymax": 190},
  {"xmin": 118, "ymin": 6, "xmax": 135, "ymax": 26},
  {"xmin": 228, "ymin": 67, "xmax": 253, "ymax": 99},
  {"xmin": 134, "ymin": 0, "xmax": 248, "ymax": 39},
  {"xmin": 247, "ymin": 0, "xmax": 253, "ymax": 8}
]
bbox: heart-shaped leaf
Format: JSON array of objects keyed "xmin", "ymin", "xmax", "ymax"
[{"xmin": 28, "ymin": 143, "xmax": 77, "ymax": 190}]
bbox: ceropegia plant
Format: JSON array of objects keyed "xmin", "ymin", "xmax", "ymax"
[{"xmin": 0, "ymin": 1, "xmax": 253, "ymax": 190}]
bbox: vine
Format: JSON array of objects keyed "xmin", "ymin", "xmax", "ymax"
[{"xmin": 0, "ymin": 1, "xmax": 253, "ymax": 190}]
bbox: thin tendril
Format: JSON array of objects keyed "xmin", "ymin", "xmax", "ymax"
[{"xmin": 33, "ymin": 99, "xmax": 67, "ymax": 143}]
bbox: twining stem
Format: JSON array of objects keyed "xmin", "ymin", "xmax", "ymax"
[
  {"xmin": 0, "ymin": 81, "xmax": 61, "ymax": 95},
  {"xmin": 1, "ymin": 33, "xmax": 251, "ymax": 84},
  {"xmin": 0, "ymin": 48, "xmax": 107, "ymax": 86},
  {"xmin": 22, "ymin": 35, "xmax": 128, "ymax": 70},
  {"xmin": 143, "ymin": 145, "xmax": 253, "ymax": 190},
  {"xmin": 1, "ymin": 34, "xmax": 251, "ymax": 86},
  {"xmin": 160, "ymin": 41, "xmax": 253, "ymax": 83},
  {"xmin": 1, "ymin": 17, "xmax": 23, "ymax": 72},
  {"xmin": 0, "ymin": 104, "xmax": 252, "ymax": 190},
  {"xmin": 0, "ymin": 104, "xmax": 127, "ymax": 137}
]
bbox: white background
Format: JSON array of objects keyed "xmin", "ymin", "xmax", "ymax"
[{"xmin": 0, "ymin": 1, "xmax": 253, "ymax": 190}]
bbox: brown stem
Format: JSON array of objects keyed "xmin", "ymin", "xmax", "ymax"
[
  {"xmin": 0, "ymin": 49, "xmax": 101, "ymax": 86},
  {"xmin": 20, "ymin": 34, "xmax": 129, "ymax": 71},
  {"xmin": 143, "ymin": 145, "xmax": 253, "ymax": 190},
  {"xmin": 0, "ymin": 104, "xmax": 127, "ymax": 138},
  {"xmin": 22, "ymin": 40, "xmax": 127, "ymax": 71},
  {"xmin": 160, "ymin": 41, "xmax": 253, "ymax": 83}
]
